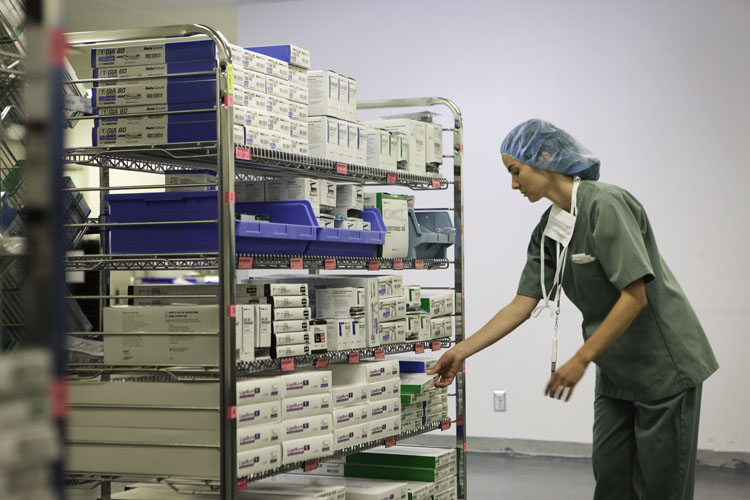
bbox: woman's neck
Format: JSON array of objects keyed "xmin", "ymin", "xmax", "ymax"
[{"xmin": 545, "ymin": 175, "xmax": 576, "ymax": 212}]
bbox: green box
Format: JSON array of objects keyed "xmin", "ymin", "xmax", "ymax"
[
  {"xmin": 364, "ymin": 192, "xmax": 409, "ymax": 258},
  {"xmin": 345, "ymin": 445, "xmax": 456, "ymax": 470}
]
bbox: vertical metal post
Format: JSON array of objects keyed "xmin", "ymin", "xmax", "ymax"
[
  {"xmin": 24, "ymin": 0, "xmax": 66, "ymax": 497},
  {"xmin": 215, "ymin": 44, "xmax": 237, "ymax": 500},
  {"xmin": 98, "ymin": 165, "xmax": 110, "ymax": 328},
  {"xmin": 451, "ymin": 115, "xmax": 467, "ymax": 500}
]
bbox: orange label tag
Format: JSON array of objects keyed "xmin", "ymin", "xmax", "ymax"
[
  {"xmin": 336, "ymin": 163, "xmax": 349, "ymax": 175},
  {"xmin": 227, "ymin": 305, "xmax": 236, "ymax": 318},
  {"xmin": 385, "ymin": 436, "xmax": 396, "ymax": 448},
  {"xmin": 224, "ymin": 94, "xmax": 234, "ymax": 107},
  {"xmin": 369, "ymin": 260, "xmax": 380, "ymax": 271},
  {"xmin": 324, "ymin": 259, "xmax": 337, "ymax": 270},
  {"xmin": 235, "ymin": 146, "xmax": 251, "ymax": 160},
  {"xmin": 374, "ymin": 349, "xmax": 385, "ymax": 360},
  {"xmin": 393, "ymin": 259, "xmax": 404, "ymax": 270},
  {"xmin": 432, "ymin": 341, "xmax": 441, "ymax": 351},
  {"xmin": 415, "ymin": 259, "xmax": 425, "ymax": 270},
  {"xmin": 50, "ymin": 378, "xmax": 68, "ymax": 419},
  {"xmin": 224, "ymin": 191, "xmax": 235, "ymax": 203},
  {"xmin": 386, "ymin": 173, "xmax": 397, "ymax": 184},
  {"xmin": 290, "ymin": 257, "xmax": 304, "ymax": 270},
  {"xmin": 227, "ymin": 406, "xmax": 237, "ymax": 419},
  {"xmin": 281, "ymin": 358, "xmax": 295, "ymax": 371},
  {"xmin": 304, "ymin": 459, "xmax": 319, "ymax": 472},
  {"xmin": 237, "ymin": 479, "xmax": 247, "ymax": 491},
  {"xmin": 415, "ymin": 343, "xmax": 425, "ymax": 354},
  {"xmin": 349, "ymin": 352, "xmax": 360, "ymax": 364},
  {"xmin": 441, "ymin": 420, "xmax": 451, "ymax": 431},
  {"xmin": 315, "ymin": 357, "xmax": 329, "ymax": 369},
  {"xmin": 238, "ymin": 257, "xmax": 253, "ymax": 269},
  {"xmin": 431, "ymin": 178, "xmax": 441, "ymax": 188}
]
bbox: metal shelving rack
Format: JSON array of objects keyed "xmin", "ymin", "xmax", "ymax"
[{"xmin": 63, "ymin": 25, "xmax": 466, "ymax": 500}]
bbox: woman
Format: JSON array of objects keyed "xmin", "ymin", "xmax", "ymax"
[{"xmin": 428, "ymin": 119, "xmax": 718, "ymax": 499}]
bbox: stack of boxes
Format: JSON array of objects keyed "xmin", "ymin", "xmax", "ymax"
[
  {"xmin": 397, "ymin": 358, "xmax": 449, "ymax": 432},
  {"xmin": 265, "ymin": 474, "xmax": 408, "ymax": 500},
  {"xmin": 343, "ymin": 446, "xmax": 457, "ymax": 500},
  {"xmin": 228, "ymin": 43, "xmax": 310, "ymax": 154},
  {"xmin": 0, "ymin": 350, "xmax": 59, "ymax": 500},
  {"xmin": 235, "ymin": 376, "xmax": 282, "ymax": 477},
  {"xmin": 420, "ymin": 292, "xmax": 454, "ymax": 341},
  {"xmin": 330, "ymin": 364, "xmax": 370, "ymax": 452},
  {"xmin": 307, "ymin": 70, "xmax": 367, "ymax": 165},
  {"xmin": 403, "ymin": 285, "xmax": 426, "ymax": 342},
  {"xmin": 364, "ymin": 118, "xmax": 443, "ymax": 176},
  {"xmin": 260, "ymin": 283, "xmax": 317, "ymax": 358},
  {"xmin": 376, "ymin": 275, "xmax": 407, "ymax": 345},
  {"xmin": 331, "ymin": 360, "xmax": 401, "ymax": 443},
  {"xmin": 315, "ymin": 286, "xmax": 367, "ymax": 351},
  {"xmin": 90, "ymin": 40, "xmax": 219, "ymax": 146},
  {"xmin": 366, "ymin": 127, "xmax": 399, "ymax": 171}
]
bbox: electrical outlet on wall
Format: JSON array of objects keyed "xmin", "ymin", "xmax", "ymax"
[{"xmin": 493, "ymin": 390, "xmax": 506, "ymax": 412}]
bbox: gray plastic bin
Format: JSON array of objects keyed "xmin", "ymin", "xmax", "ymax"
[{"xmin": 407, "ymin": 209, "xmax": 456, "ymax": 259}]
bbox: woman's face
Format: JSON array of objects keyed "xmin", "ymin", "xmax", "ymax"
[{"xmin": 502, "ymin": 154, "xmax": 550, "ymax": 203}]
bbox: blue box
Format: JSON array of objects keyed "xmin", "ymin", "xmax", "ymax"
[
  {"xmin": 246, "ymin": 44, "xmax": 309, "ymax": 68},
  {"xmin": 92, "ymin": 121, "xmax": 217, "ymax": 146},
  {"xmin": 93, "ymin": 60, "xmax": 217, "ymax": 87},
  {"xmin": 92, "ymin": 80, "xmax": 217, "ymax": 108},
  {"xmin": 398, "ymin": 360, "xmax": 434, "ymax": 374},
  {"xmin": 107, "ymin": 191, "xmax": 316, "ymax": 254},
  {"xmin": 91, "ymin": 40, "xmax": 216, "ymax": 68}
]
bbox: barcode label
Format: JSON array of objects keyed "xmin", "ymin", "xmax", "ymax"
[
  {"xmin": 147, "ymin": 133, "xmax": 165, "ymax": 139},
  {"xmin": 147, "ymin": 93, "xmax": 164, "ymax": 99},
  {"xmin": 145, "ymin": 53, "xmax": 160, "ymax": 59}
]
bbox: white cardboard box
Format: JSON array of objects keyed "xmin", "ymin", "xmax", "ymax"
[
  {"xmin": 332, "ymin": 422, "xmax": 368, "ymax": 451},
  {"xmin": 326, "ymin": 319, "xmax": 353, "ymax": 351},
  {"xmin": 425, "ymin": 121, "xmax": 443, "ymax": 166},
  {"xmin": 237, "ymin": 422, "xmax": 280, "ymax": 452},
  {"xmin": 291, "ymin": 137, "xmax": 310, "ymax": 156},
  {"xmin": 274, "ymin": 344, "xmax": 310, "ymax": 357},
  {"xmin": 315, "ymin": 287, "xmax": 364, "ymax": 318},
  {"xmin": 318, "ymin": 179, "xmax": 337, "ymax": 209},
  {"xmin": 280, "ymin": 370, "xmax": 332, "ymax": 398},
  {"xmin": 237, "ymin": 376, "xmax": 281, "ymax": 404},
  {"xmin": 165, "ymin": 171, "xmax": 217, "ymax": 192},
  {"xmin": 363, "ymin": 192, "xmax": 409, "ymax": 258},
  {"xmin": 366, "ymin": 119, "xmax": 426, "ymax": 175},
  {"xmin": 288, "ymin": 65, "xmax": 308, "ymax": 85},
  {"xmin": 369, "ymin": 415, "xmax": 401, "ymax": 440},
  {"xmin": 308, "ymin": 70, "xmax": 341, "ymax": 119},
  {"xmin": 309, "ymin": 322, "xmax": 328, "ymax": 351},
  {"xmin": 257, "ymin": 304, "xmax": 272, "ymax": 348},
  {"xmin": 377, "ymin": 275, "xmax": 403, "ymax": 298},
  {"xmin": 102, "ymin": 333, "xmax": 217, "ymax": 365},
  {"xmin": 282, "ymin": 392, "xmax": 332, "ymax": 420},
  {"xmin": 332, "ymin": 403, "xmax": 369, "ymax": 429},
  {"xmin": 378, "ymin": 296, "xmax": 407, "ymax": 322},
  {"xmin": 336, "ymin": 184, "xmax": 364, "ymax": 211},
  {"xmin": 237, "ymin": 445, "xmax": 281, "ymax": 476},
  {"xmin": 308, "ymin": 116, "xmax": 339, "ymax": 161},
  {"xmin": 288, "ymin": 82, "xmax": 309, "ymax": 104},
  {"xmin": 369, "ymin": 398, "xmax": 401, "ymax": 421},
  {"xmin": 273, "ymin": 331, "xmax": 310, "ymax": 346},
  {"xmin": 265, "ymin": 178, "xmax": 320, "ymax": 216},
  {"xmin": 289, "ymin": 119, "xmax": 308, "ymax": 141},
  {"xmin": 330, "ymin": 359, "xmax": 399, "ymax": 386},
  {"xmin": 280, "ymin": 413, "xmax": 333, "ymax": 442},
  {"xmin": 379, "ymin": 319, "xmax": 407, "ymax": 345},
  {"xmin": 272, "ymin": 307, "xmax": 311, "ymax": 321},
  {"xmin": 237, "ymin": 400, "xmax": 281, "ymax": 428},
  {"xmin": 367, "ymin": 379, "xmax": 401, "ymax": 402},
  {"xmin": 351, "ymin": 319, "xmax": 367, "ymax": 349},
  {"xmin": 237, "ymin": 305, "xmax": 256, "ymax": 362},
  {"xmin": 288, "ymin": 101, "xmax": 309, "ymax": 122},
  {"xmin": 265, "ymin": 76, "xmax": 290, "ymax": 100},
  {"xmin": 103, "ymin": 305, "xmax": 218, "ymax": 333},
  {"xmin": 281, "ymin": 433, "xmax": 333, "ymax": 465},
  {"xmin": 272, "ymin": 319, "xmax": 309, "ymax": 333},
  {"xmin": 332, "ymin": 383, "xmax": 369, "ymax": 408}
]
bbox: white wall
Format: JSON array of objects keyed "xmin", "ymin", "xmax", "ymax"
[{"xmin": 237, "ymin": 0, "xmax": 750, "ymax": 453}]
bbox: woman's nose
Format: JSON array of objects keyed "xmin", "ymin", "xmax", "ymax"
[{"xmin": 512, "ymin": 179, "xmax": 520, "ymax": 190}]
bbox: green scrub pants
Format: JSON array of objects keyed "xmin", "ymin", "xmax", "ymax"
[{"xmin": 592, "ymin": 384, "xmax": 702, "ymax": 500}]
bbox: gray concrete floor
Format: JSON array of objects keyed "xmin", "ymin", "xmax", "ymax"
[{"xmin": 466, "ymin": 452, "xmax": 750, "ymax": 499}]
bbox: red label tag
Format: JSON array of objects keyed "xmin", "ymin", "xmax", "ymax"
[
  {"xmin": 368, "ymin": 260, "xmax": 380, "ymax": 271},
  {"xmin": 457, "ymin": 416, "xmax": 464, "ymax": 427},
  {"xmin": 462, "ymin": 289, "xmax": 465, "ymax": 299},
  {"xmin": 464, "ymin": 442, "xmax": 467, "ymax": 452},
  {"xmin": 227, "ymin": 406, "xmax": 237, "ymax": 420},
  {"xmin": 224, "ymin": 94, "xmax": 234, "ymax": 107},
  {"xmin": 441, "ymin": 420, "xmax": 451, "ymax": 431},
  {"xmin": 457, "ymin": 181, "xmax": 462, "ymax": 191},
  {"xmin": 315, "ymin": 357, "xmax": 329, "ymax": 369},
  {"xmin": 238, "ymin": 256, "xmax": 253, "ymax": 269},
  {"xmin": 336, "ymin": 163, "xmax": 349, "ymax": 175},
  {"xmin": 385, "ymin": 436, "xmax": 396, "ymax": 448},
  {"xmin": 461, "ymin": 144, "xmax": 464, "ymax": 153},
  {"xmin": 324, "ymin": 259, "xmax": 337, "ymax": 270},
  {"xmin": 290, "ymin": 257, "xmax": 304, "ymax": 270},
  {"xmin": 374, "ymin": 349, "xmax": 385, "ymax": 360},
  {"xmin": 431, "ymin": 178, "xmax": 441, "ymax": 188},
  {"xmin": 349, "ymin": 352, "xmax": 361, "ymax": 364},
  {"xmin": 237, "ymin": 478, "xmax": 247, "ymax": 491},
  {"xmin": 281, "ymin": 358, "xmax": 295, "ymax": 371},
  {"xmin": 304, "ymin": 459, "xmax": 319, "ymax": 472},
  {"xmin": 50, "ymin": 378, "xmax": 68, "ymax": 419},
  {"xmin": 429, "ymin": 264, "xmax": 441, "ymax": 271},
  {"xmin": 224, "ymin": 191, "xmax": 236, "ymax": 203},
  {"xmin": 235, "ymin": 146, "xmax": 251, "ymax": 160},
  {"xmin": 462, "ymin": 363, "xmax": 466, "ymax": 373},
  {"xmin": 415, "ymin": 259, "xmax": 425, "ymax": 270},
  {"xmin": 432, "ymin": 341, "xmax": 441, "ymax": 351},
  {"xmin": 393, "ymin": 259, "xmax": 404, "ymax": 270},
  {"xmin": 386, "ymin": 173, "xmax": 397, "ymax": 184},
  {"xmin": 227, "ymin": 305, "xmax": 236, "ymax": 318},
  {"xmin": 49, "ymin": 29, "xmax": 68, "ymax": 67},
  {"xmin": 415, "ymin": 343, "xmax": 425, "ymax": 354}
]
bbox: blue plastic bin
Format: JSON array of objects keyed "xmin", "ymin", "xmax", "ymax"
[
  {"xmin": 407, "ymin": 209, "xmax": 455, "ymax": 259},
  {"xmin": 305, "ymin": 208, "xmax": 387, "ymax": 257},
  {"xmin": 106, "ymin": 191, "xmax": 315, "ymax": 254}
]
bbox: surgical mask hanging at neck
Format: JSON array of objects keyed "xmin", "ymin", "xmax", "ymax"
[{"xmin": 534, "ymin": 177, "xmax": 580, "ymax": 374}]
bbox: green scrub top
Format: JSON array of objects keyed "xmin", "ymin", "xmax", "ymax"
[{"xmin": 517, "ymin": 181, "xmax": 718, "ymax": 401}]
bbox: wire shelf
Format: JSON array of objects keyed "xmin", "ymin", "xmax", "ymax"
[{"xmin": 64, "ymin": 144, "xmax": 448, "ymax": 189}]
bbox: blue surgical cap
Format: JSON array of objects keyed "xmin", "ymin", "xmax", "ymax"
[{"xmin": 501, "ymin": 119, "xmax": 600, "ymax": 180}]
